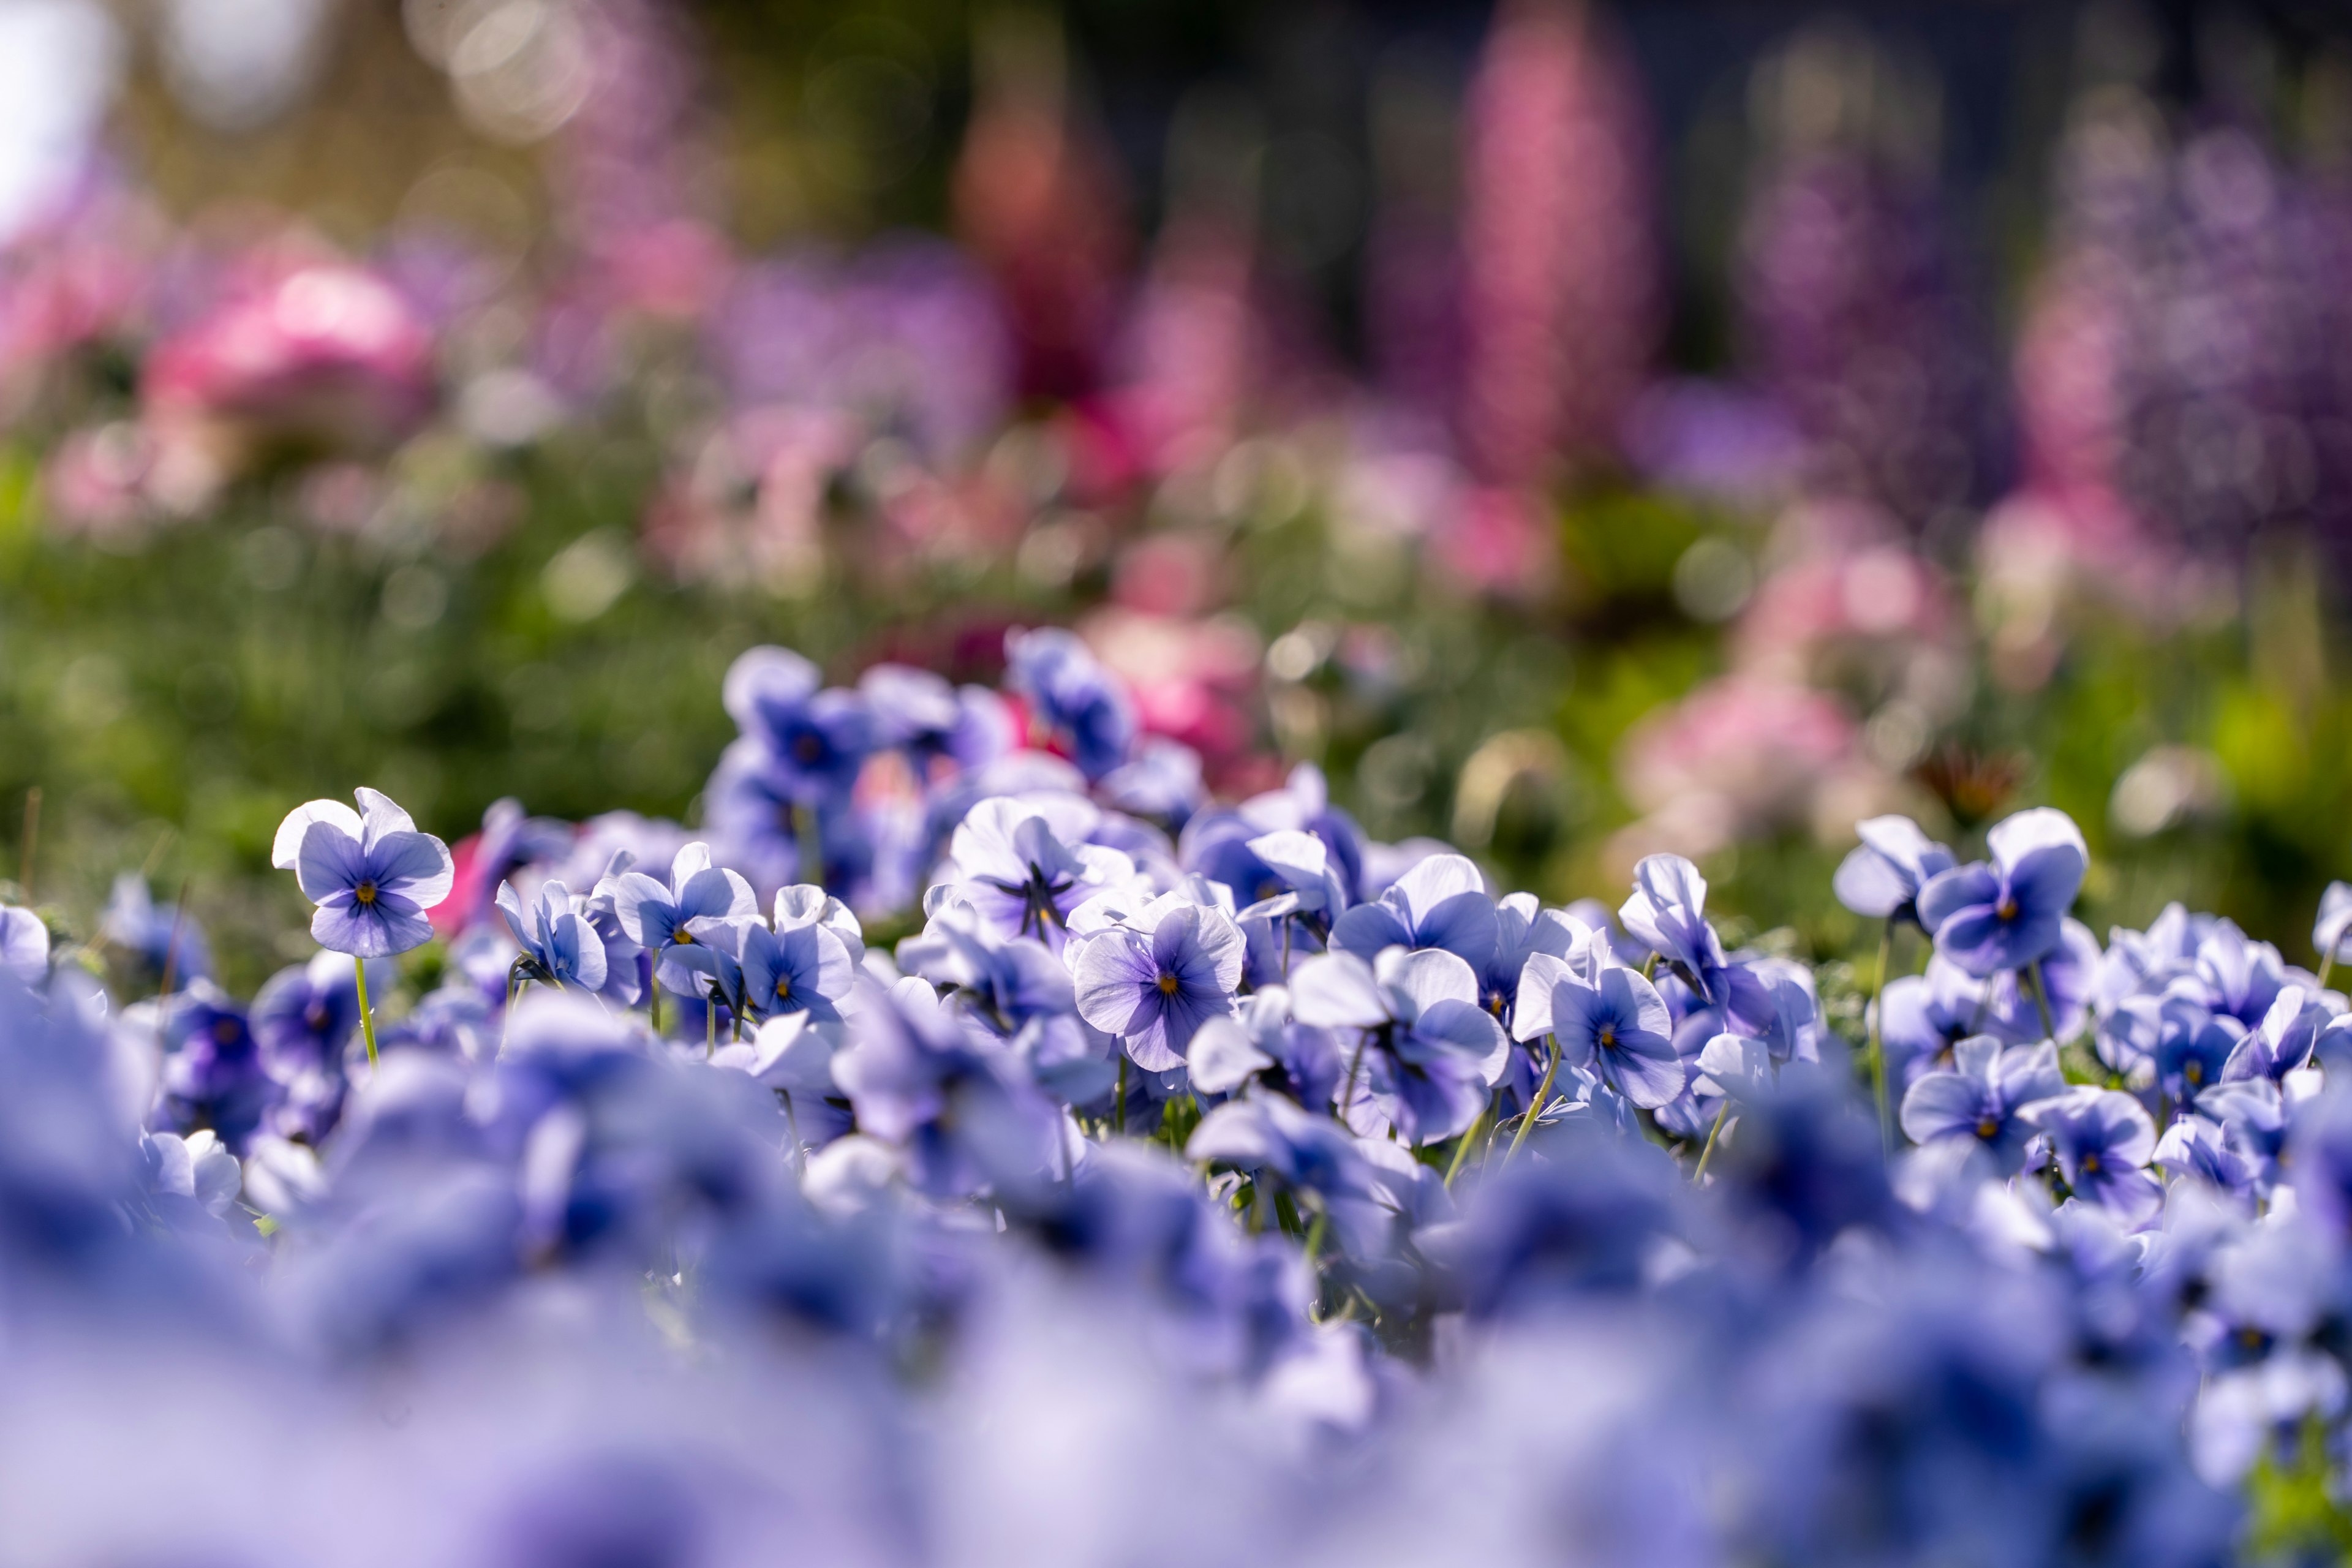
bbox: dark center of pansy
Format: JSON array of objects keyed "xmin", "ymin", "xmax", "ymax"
[
  {"xmin": 1597, "ymin": 1024, "xmax": 1616, "ymax": 1048},
  {"xmin": 2080, "ymin": 1151, "xmax": 2101, "ymax": 1173},
  {"xmin": 2184, "ymin": 1061, "xmax": 2203, "ymax": 1085},
  {"xmin": 673, "ymin": 929, "xmax": 695, "ymax": 945},
  {"xmin": 1157, "ymin": 971, "xmax": 1181, "ymax": 996},
  {"xmin": 775, "ymin": 976, "xmax": 792, "ymax": 1000},
  {"xmin": 355, "ymin": 880, "xmax": 378, "ymax": 905},
  {"xmin": 795, "ymin": 733, "xmax": 825, "ymax": 763},
  {"xmin": 213, "ymin": 1018, "xmax": 239, "ymax": 1044},
  {"xmin": 1996, "ymin": 896, "xmax": 2018, "ymax": 921},
  {"xmin": 1486, "ymin": 991, "xmax": 1506, "ymax": 1017},
  {"xmin": 1975, "ymin": 1117, "xmax": 2000, "ymax": 1139}
]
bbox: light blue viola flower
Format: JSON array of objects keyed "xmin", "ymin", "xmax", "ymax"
[
  {"xmin": 1618, "ymin": 853, "xmax": 1770, "ymax": 1028},
  {"xmin": 1832, "ymin": 814, "xmax": 1956, "ymax": 925},
  {"xmin": 496, "ymin": 880, "xmax": 609, "ymax": 993},
  {"xmin": 2024, "ymin": 1087, "xmax": 2161, "ymax": 1228},
  {"xmin": 600, "ymin": 842, "xmax": 756, "ymax": 997},
  {"xmin": 2316, "ymin": 881, "xmax": 2352, "ymax": 969},
  {"xmin": 1513, "ymin": 952, "xmax": 1684, "ymax": 1109},
  {"xmin": 273, "ymin": 789, "xmax": 454, "ymax": 959},
  {"xmin": 1329, "ymin": 851, "xmax": 1500, "ymax": 974},
  {"xmin": 2222, "ymin": 984, "xmax": 2332, "ymax": 1084},
  {"xmin": 723, "ymin": 644, "xmax": 874, "ymax": 801},
  {"xmin": 1915, "ymin": 807, "xmax": 2087, "ymax": 978},
  {"xmin": 104, "ymin": 872, "xmax": 214, "ymax": 987},
  {"xmin": 1898, "ymin": 1035, "xmax": 2065, "ymax": 1174},
  {"xmin": 0, "ymin": 905, "xmax": 48, "ymax": 986},
  {"xmin": 1291, "ymin": 946, "xmax": 1508, "ymax": 1142},
  {"xmin": 1073, "ymin": 902, "xmax": 1245, "ymax": 1072},
  {"xmin": 1003, "ymin": 625, "xmax": 1136, "ymax": 780},
  {"xmin": 936, "ymin": 794, "xmax": 1134, "ymax": 952},
  {"xmin": 2193, "ymin": 918, "xmax": 2288, "ymax": 1028},
  {"xmin": 701, "ymin": 914, "xmax": 858, "ymax": 1027},
  {"xmin": 2152, "ymin": 1114, "xmax": 2258, "ymax": 1200}
]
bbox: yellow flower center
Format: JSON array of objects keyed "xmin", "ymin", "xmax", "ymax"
[
  {"xmin": 2080, "ymin": 1152, "xmax": 2101, "ymax": 1173},
  {"xmin": 354, "ymin": 881, "xmax": 377, "ymax": 905},
  {"xmin": 1996, "ymin": 897, "xmax": 2018, "ymax": 921},
  {"xmin": 2184, "ymin": 1061, "xmax": 2203, "ymax": 1085},
  {"xmin": 1975, "ymin": 1117, "xmax": 2000, "ymax": 1139},
  {"xmin": 775, "ymin": 976, "xmax": 793, "ymax": 1000},
  {"xmin": 672, "ymin": 928, "xmax": 695, "ymax": 945},
  {"xmin": 1598, "ymin": 1024, "xmax": 1616, "ymax": 1048},
  {"xmin": 1157, "ymin": 972, "xmax": 1181, "ymax": 996}
]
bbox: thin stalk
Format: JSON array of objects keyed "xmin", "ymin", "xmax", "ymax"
[
  {"xmin": 1337, "ymin": 1032, "xmax": 1370, "ymax": 1126},
  {"xmin": 1694, "ymin": 1099, "xmax": 1730, "ymax": 1182},
  {"xmin": 792, "ymin": 802, "xmax": 820, "ymax": 889},
  {"xmin": 157, "ymin": 881, "xmax": 191, "ymax": 998},
  {"xmin": 647, "ymin": 959, "xmax": 662, "ymax": 1038},
  {"xmin": 2024, "ymin": 958, "xmax": 2057, "ymax": 1042},
  {"xmin": 1866, "ymin": 918, "xmax": 1894, "ymax": 1156},
  {"xmin": 1507, "ymin": 1036, "xmax": 1562, "ymax": 1163},
  {"xmin": 2320, "ymin": 951, "xmax": 2337, "ymax": 996},
  {"xmin": 1114, "ymin": 1056, "xmax": 1129, "ymax": 1136},
  {"xmin": 1445, "ymin": 1096, "xmax": 1491, "ymax": 1188},
  {"xmin": 353, "ymin": 956, "xmax": 380, "ymax": 1070},
  {"xmin": 18, "ymin": 785, "xmax": 37, "ymax": 900},
  {"xmin": 705, "ymin": 993, "xmax": 716, "ymax": 1058}
]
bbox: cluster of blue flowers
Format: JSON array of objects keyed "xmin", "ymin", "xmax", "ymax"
[{"xmin": 6, "ymin": 638, "xmax": 2352, "ymax": 1562}]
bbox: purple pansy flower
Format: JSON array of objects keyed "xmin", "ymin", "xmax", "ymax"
[
  {"xmin": 1898, "ymin": 1035, "xmax": 2067, "ymax": 1175},
  {"xmin": 1330, "ymin": 852, "xmax": 1501, "ymax": 974},
  {"xmin": 1833, "ymin": 814, "xmax": 1957, "ymax": 925},
  {"xmin": 496, "ymin": 880, "xmax": 609, "ymax": 993},
  {"xmin": 1915, "ymin": 807, "xmax": 2088, "ymax": 978},
  {"xmin": 1291, "ymin": 946, "xmax": 1509, "ymax": 1142},
  {"xmin": 723, "ymin": 645, "xmax": 875, "ymax": 801},
  {"xmin": 1512, "ymin": 953, "xmax": 1684, "ymax": 1110},
  {"xmin": 2026, "ymin": 1087, "xmax": 2162, "ymax": 1227},
  {"xmin": 1004, "ymin": 626, "xmax": 1136, "ymax": 780},
  {"xmin": 2315, "ymin": 881, "xmax": 2352, "ymax": 967},
  {"xmin": 1074, "ymin": 903, "xmax": 1244, "ymax": 1072},
  {"xmin": 273, "ymin": 789, "xmax": 454, "ymax": 959},
  {"xmin": 601, "ymin": 842, "xmax": 756, "ymax": 997},
  {"xmin": 0, "ymin": 905, "xmax": 48, "ymax": 985}
]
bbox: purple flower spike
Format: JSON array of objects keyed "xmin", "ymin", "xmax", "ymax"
[
  {"xmin": 272, "ymin": 789, "xmax": 453, "ymax": 959},
  {"xmin": 1074, "ymin": 903, "xmax": 1244, "ymax": 1072},
  {"xmin": 1915, "ymin": 807, "xmax": 2087, "ymax": 978},
  {"xmin": 2026, "ymin": 1087, "xmax": 2161, "ymax": 1229},
  {"xmin": 1833, "ymin": 814, "xmax": 1956, "ymax": 925},
  {"xmin": 1513, "ymin": 954, "xmax": 1684, "ymax": 1109}
]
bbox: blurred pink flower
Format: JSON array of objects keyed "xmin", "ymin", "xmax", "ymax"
[
  {"xmin": 642, "ymin": 407, "xmax": 858, "ymax": 591},
  {"xmin": 952, "ymin": 23, "xmax": 1132, "ymax": 401},
  {"xmin": 1432, "ymin": 485, "xmax": 1554, "ymax": 598},
  {"xmin": 1457, "ymin": 0, "xmax": 1659, "ymax": 484},
  {"xmin": 141, "ymin": 263, "xmax": 435, "ymax": 461},
  {"xmin": 1077, "ymin": 606, "xmax": 1262, "ymax": 775},
  {"xmin": 1615, "ymin": 675, "xmax": 1869, "ymax": 862}
]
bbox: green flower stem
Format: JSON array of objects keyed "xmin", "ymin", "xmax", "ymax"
[
  {"xmin": 1507, "ymin": 1036, "xmax": 1561, "ymax": 1164},
  {"xmin": 1445, "ymin": 1096, "xmax": 1491, "ymax": 1188},
  {"xmin": 1694, "ymin": 1099, "xmax": 1730, "ymax": 1182},
  {"xmin": 1867, "ymin": 918, "xmax": 1893, "ymax": 1156},
  {"xmin": 353, "ymin": 957, "xmax": 379, "ymax": 1070},
  {"xmin": 2025, "ymin": 957, "xmax": 2057, "ymax": 1042}
]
